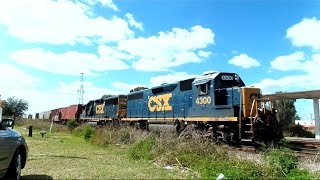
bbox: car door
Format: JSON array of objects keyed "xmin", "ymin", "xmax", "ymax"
[{"xmin": 0, "ymin": 126, "xmax": 10, "ymax": 172}]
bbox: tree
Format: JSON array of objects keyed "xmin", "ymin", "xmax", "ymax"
[
  {"xmin": 272, "ymin": 92, "xmax": 300, "ymax": 130},
  {"xmin": 2, "ymin": 97, "xmax": 29, "ymax": 119}
]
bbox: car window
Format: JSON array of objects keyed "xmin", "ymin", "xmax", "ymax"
[{"xmin": 1, "ymin": 119, "xmax": 13, "ymax": 128}]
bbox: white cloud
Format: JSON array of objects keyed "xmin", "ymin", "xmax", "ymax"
[
  {"xmin": 0, "ymin": 64, "xmax": 40, "ymax": 90},
  {"xmin": 260, "ymin": 17, "xmax": 320, "ymax": 94},
  {"xmin": 57, "ymin": 81, "xmax": 123, "ymax": 101},
  {"xmin": 253, "ymin": 53, "xmax": 320, "ymax": 94},
  {"xmin": 109, "ymin": 72, "xmax": 199, "ymax": 95},
  {"xmin": 270, "ymin": 52, "xmax": 305, "ymax": 71},
  {"xmin": 36, "ymin": 81, "xmax": 122, "ymax": 113},
  {"xmin": 252, "ymin": 75, "xmax": 315, "ymax": 94},
  {"xmin": 0, "ymin": 0, "xmax": 132, "ymax": 45},
  {"xmin": 149, "ymin": 72, "xmax": 198, "ymax": 87},
  {"xmin": 125, "ymin": 13, "xmax": 143, "ymax": 31},
  {"xmin": 270, "ymin": 52, "xmax": 320, "ymax": 73},
  {"xmin": 77, "ymin": 0, "xmax": 118, "ymax": 11},
  {"xmin": 0, "ymin": 73, "xmax": 124, "ymax": 114},
  {"xmin": 10, "ymin": 47, "xmax": 129, "ymax": 76},
  {"xmin": 0, "ymin": 65, "xmax": 54, "ymax": 114},
  {"xmin": 93, "ymin": 0, "xmax": 118, "ymax": 11},
  {"xmin": 303, "ymin": 54, "xmax": 320, "ymax": 74},
  {"xmin": 118, "ymin": 25, "xmax": 215, "ymax": 71},
  {"xmin": 198, "ymin": 50, "xmax": 212, "ymax": 58},
  {"xmin": 286, "ymin": 17, "xmax": 320, "ymax": 50},
  {"xmin": 98, "ymin": 45, "xmax": 132, "ymax": 62},
  {"xmin": 228, "ymin": 54, "xmax": 260, "ymax": 68}
]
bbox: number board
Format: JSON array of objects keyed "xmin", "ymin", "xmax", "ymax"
[
  {"xmin": 195, "ymin": 96, "xmax": 212, "ymax": 105},
  {"xmin": 221, "ymin": 75, "xmax": 234, "ymax": 81}
]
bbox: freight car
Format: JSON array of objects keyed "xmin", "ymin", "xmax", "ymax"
[
  {"xmin": 80, "ymin": 71, "xmax": 282, "ymax": 146},
  {"xmin": 38, "ymin": 110, "xmax": 51, "ymax": 120},
  {"xmin": 39, "ymin": 105, "xmax": 82, "ymax": 123}
]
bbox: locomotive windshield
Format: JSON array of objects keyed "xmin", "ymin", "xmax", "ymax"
[{"xmin": 214, "ymin": 73, "xmax": 245, "ymax": 89}]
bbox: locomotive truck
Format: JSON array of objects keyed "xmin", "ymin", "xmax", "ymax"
[{"xmin": 80, "ymin": 71, "xmax": 282, "ymax": 145}]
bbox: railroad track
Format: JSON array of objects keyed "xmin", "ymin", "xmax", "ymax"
[
  {"xmin": 285, "ymin": 138, "xmax": 320, "ymax": 158},
  {"xmin": 219, "ymin": 137, "xmax": 320, "ymax": 159}
]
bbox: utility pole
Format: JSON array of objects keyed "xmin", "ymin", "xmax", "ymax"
[{"xmin": 78, "ymin": 73, "xmax": 84, "ymax": 105}]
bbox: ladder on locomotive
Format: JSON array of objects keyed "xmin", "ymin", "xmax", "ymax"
[
  {"xmin": 242, "ymin": 98, "xmax": 274, "ymax": 143},
  {"xmin": 241, "ymin": 99, "xmax": 259, "ymax": 143}
]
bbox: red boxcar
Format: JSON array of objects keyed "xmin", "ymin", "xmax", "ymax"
[
  {"xmin": 60, "ymin": 104, "xmax": 82, "ymax": 122},
  {"xmin": 50, "ymin": 108, "xmax": 62, "ymax": 122}
]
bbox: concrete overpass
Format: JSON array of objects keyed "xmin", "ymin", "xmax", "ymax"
[{"xmin": 263, "ymin": 90, "xmax": 320, "ymax": 139}]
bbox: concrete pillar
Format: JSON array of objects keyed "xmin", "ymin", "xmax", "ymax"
[
  {"xmin": 0, "ymin": 107, "xmax": 2, "ymax": 122},
  {"xmin": 314, "ymin": 99, "xmax": 320, "ymax": 139}
]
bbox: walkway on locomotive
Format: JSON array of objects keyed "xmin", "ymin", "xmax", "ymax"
[{"xmin": 124, "ymin": 72, "xmax": 251, "ymax": 122}]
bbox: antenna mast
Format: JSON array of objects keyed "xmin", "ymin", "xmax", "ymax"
[{"xmin": 78, "ymin": 73, "xmax": 84, "ymax": 104}]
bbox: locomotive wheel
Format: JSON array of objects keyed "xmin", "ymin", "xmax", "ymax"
[{"xmin": 211, "ymin": 132, "xmax": 220, "ymax": 144}]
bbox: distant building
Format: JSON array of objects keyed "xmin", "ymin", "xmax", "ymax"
[{"xmin": 295, "ymin": 120, "xmax": 315, "ymax": 129}]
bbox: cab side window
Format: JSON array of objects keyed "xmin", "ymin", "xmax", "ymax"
[{"xmin": 199, "ymin": 83, "xmax": 208, "ymax": 95}]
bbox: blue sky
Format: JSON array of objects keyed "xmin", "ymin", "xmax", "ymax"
[{"xmin": 0, "ymin": 0, "xmax": 319, "ymax": 120}]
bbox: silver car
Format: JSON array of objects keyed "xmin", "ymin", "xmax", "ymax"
[{"xmin": 0, "ymin": 118, "xmax": 28, "ymax": 179}]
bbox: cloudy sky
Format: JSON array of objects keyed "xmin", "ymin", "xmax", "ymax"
[{"xmin": 0, "ymin": 0, "xmax": 319, "ymax": 119}]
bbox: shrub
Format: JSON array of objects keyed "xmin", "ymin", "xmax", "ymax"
[
  {"xmin": 288, "ymin": 125, "xmax": 314, "ymax": 138},
  {"xmin": 151, "ymin": 130, "xmax": 229, "ymax": 167},
  {"xmin": 128, "ymin": 136, "xmax": 156, "ymax": 160},
  {"xmin": 90, "ymin": 126, "xmax": 149, "ymax": 146},
  {"xmin": 286, "ymin": 169, "xmax": 312, "ymax": 179},
  {"xmin": 72, "ymin": 124, "xmax": 95, "ymax": 141},
  {"xmin": 263, "ymin": 148, "xmax": 298, "ymax": 176},
  {"xmin": 83, "ymin": 125, "xmax": 94, "ymax": 141},
  {"xmin": 67, "ymin": 120, "xmax": 78, "ymax": 131}
]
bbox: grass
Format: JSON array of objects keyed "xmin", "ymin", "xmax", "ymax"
[
  {"xmin": 15, "ymin": 121, "xmax": 320, "ymax": 179},
  {"xmin": 18, "ymin": 126, "xmax": 194, "ymax": 179}
]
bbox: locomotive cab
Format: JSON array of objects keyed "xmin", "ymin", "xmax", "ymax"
[
  {"xmin": 191, "ymin": 72, "xmax": 245, "ymax": 120},
  {"xmin": 190, "ymin": 72, "xmax": 281, "ymax": 146}
]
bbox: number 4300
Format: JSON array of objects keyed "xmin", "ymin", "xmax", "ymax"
[{"xmin": 195, "ymin": 96, "xmax": 211, "ymax": 105}]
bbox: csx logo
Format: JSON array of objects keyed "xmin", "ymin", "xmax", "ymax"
[
  {"xmin": 148, "ymin": 93, "xmax": 172, "ymax": 112},
  {"xmin": 96, "ymin": 104, "xmax": 105, "ymax": 114}
]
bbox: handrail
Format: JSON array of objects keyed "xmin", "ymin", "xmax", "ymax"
[
  {"xmin": 248, "ymin": 99, "xmax": 258, "ymax": 132},
  {"xmin": 249, "ymin": 99, "xmax": 256, "ymax": 118}
]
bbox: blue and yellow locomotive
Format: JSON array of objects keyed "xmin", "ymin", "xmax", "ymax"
[{"xmin": 81, "ymin": 71, "xmax": 281, "ymax": 145}]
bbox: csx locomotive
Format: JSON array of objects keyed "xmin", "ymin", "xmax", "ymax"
[{"xmin": 80, "ymin": 71, "xmax": 282, "ymax": 145}]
